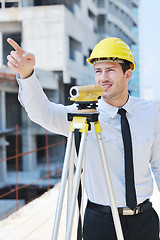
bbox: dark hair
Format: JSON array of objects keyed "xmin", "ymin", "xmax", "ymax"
[{"xmin": 119, "ymin": 60, "xmax": 132, "ymax": 73}]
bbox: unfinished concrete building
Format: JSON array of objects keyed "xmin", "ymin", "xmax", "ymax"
[{"xmin": 0, "ymin": 0, "xmax": 139, "ymax": 186}]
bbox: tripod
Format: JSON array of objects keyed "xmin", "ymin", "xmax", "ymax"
[{"xmin": 52, "ymin": 101, "xmax": 124, "ymax": 240}]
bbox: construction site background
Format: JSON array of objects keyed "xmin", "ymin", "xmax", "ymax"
[
  {"xmin": 0, "ymin": 121, "xmax": 66, "ymax": 220},
  {"xmin": 1, "ymin": 0, "xmax": 159, "ymax": 238},
  {"xmin": 0, "ymin": 0, "xmax": 140, "ymax": 219}
]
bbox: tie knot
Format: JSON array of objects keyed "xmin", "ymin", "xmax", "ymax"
[{"xmin": 118, "ymin": 108, "xmax": 126, "ymax": 118}]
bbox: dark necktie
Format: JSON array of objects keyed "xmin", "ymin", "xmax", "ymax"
[{"xmin": 118, "ymin": 108, "xmax": 137, "ymax": 210}]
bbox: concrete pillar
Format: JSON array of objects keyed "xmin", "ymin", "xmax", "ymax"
[
  {"xmin": 21, "ymin": 109, "xmax": 37, "ymax": 171},
  {"xmin": 0, "ymin": 32, "xmax": 3, "ymax": 66},
  {"xmin": 0, "ymin": 144, "xmax": 7, "ymax": 181},
  {"xmin": 18, "ymin": 0, "xmax": 22, "ymax": 7},
  {"xmin": 21, "ymin": 0, "xmax": 34, "ymax": 7},
  {"xmin": 0, "ymin": 91, "xmax": 7, "ymax": 182},
  {"xmin": 1, "ymin": 0, "xmax": 5, "ymax": 9}
]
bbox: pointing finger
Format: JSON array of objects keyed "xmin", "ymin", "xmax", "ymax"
[{"xmin": 7, "ymin": 38, "xmax": 23, "ymax": 55}]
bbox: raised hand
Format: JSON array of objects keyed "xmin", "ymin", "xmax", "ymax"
[{"xmin": 7, "ymin": 38, "xmax": 35, "ymax": 79}]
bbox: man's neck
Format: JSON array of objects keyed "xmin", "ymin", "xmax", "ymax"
[{"xmin": 102, "ymin": 94, "xmax": 129, "ymax": 108}]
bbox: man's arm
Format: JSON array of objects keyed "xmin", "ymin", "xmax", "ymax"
[
  {"xmin": 150, "ymin": 106, "xmax": 160, "ymax": 191},
  {"xmin": 7, "ymin": 38, "xmax": 76, "ymax": 136}
]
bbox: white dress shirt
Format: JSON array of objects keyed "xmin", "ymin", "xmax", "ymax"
[{"xmin": 17, "ymin": 71, "xmax": 160, "ymax": 207}]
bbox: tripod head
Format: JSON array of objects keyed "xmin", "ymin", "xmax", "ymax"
[{"xmin": 69, "ymin": 85, "xmax": 104, "ymax": 111}]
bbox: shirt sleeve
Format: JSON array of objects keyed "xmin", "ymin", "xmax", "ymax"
[
  {"xmin": 150, "ymin": 105, "xmax": 160, "ymax": 192},
  {"xmin": 17, "ymin": 71, "xmax": 77, "ymax": 137}
]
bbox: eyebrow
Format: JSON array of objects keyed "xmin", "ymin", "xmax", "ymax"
[{"xmin": 94, "ymin": 66, "xmax": 116, "ymax": 70}]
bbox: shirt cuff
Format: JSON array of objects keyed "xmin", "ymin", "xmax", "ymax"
[
  {"xmin": 16, "ymin": 69, "xmax": 35, "ymax": 83},
  {"xmin": 16, "ymin": 69, "xmax": 39, "ymax": 107}
]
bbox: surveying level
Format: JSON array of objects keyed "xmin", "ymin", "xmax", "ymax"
[
  {"xmin": 51, "ymin": 85, "xmax": 124, "ymax": 240},
  {"xmin": 70, "ymin": 85, "xmax": 104, "ymax": 112},
  {"xmin": 70, "ymin": 85, "xmax": 104, "ymax": 102}
]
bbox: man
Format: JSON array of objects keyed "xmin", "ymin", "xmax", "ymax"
[{"xmin": 7, "ymin": 37, "xmax": 160, "ymax": 240}]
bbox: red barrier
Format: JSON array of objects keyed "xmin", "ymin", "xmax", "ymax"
[
  {"xmin": 45, "ymin": 130, "xmax": 50, "ymax": 191},
  {"xmin": 16, "ymin": 124, "xmax": 19, "ymax": 210}
]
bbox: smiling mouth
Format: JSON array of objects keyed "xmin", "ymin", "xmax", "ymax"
[{"xmin": 101, "ymin": 83, "xmax": 112, "ymax": 90}]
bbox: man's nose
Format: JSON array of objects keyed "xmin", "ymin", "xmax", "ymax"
[{"xmin": 100, "ymin": 71, "xmax": 109, "ymax": 82}]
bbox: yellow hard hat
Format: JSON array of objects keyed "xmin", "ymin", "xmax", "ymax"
[{"xmin": 87, "ymin": 37, "xmax": 135, "ymax": 71}]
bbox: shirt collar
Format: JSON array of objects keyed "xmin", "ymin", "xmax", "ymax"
[
  {"xmin": 121, "ymin": 96, "xmax": 133, "ymax": 116},
  {"xmin": 98, "ymin": 96, "xmax": 133, "ymax": 118}
]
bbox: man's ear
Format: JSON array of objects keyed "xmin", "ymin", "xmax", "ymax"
[{"xmin": 125, "ymin": 69, "xmax": 132, "ymax": 82}]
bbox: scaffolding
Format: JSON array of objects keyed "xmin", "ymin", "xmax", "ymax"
[{"xmin": 0, "ymin": 124, "xmax": 66, "ymax": 219}]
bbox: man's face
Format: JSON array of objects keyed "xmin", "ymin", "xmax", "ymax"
[{"xmin": 94, "ymin": 62, "xmax": 132, "ymax": 107}]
